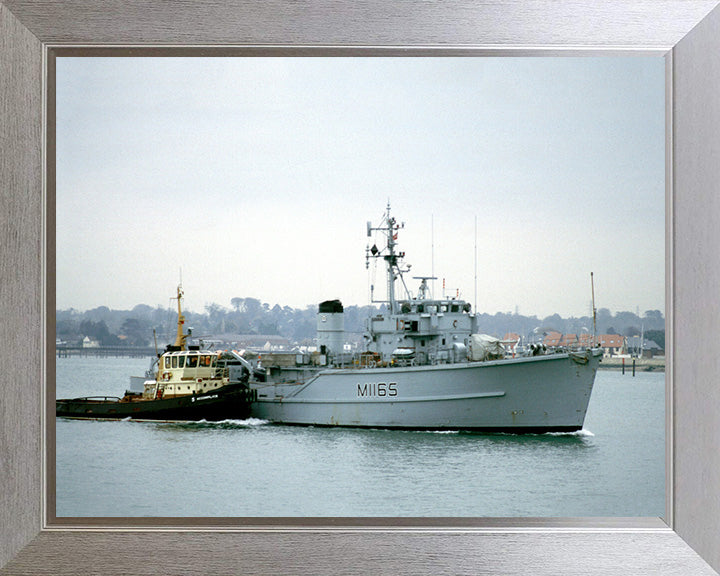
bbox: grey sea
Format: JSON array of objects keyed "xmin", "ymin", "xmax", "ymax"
[{"xmin": 55, "ymin": 356, "xmax": 665, "ymax": 517}]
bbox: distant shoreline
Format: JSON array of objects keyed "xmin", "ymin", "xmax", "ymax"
[
  {"xmin": 57, "ymin": 347, "xmax": 667, "ymax": 373},
  {"xmin": 598, "ymin": 356, "xmax": 665, "ymax": 372}
]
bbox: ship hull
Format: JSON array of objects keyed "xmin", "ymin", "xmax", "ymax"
[
  {"xmin": 56, "ymin": 383, "xmax": 253, "ymax": 421},
  {"xmin": 249, "ymin": 350, "xmax": 601, "ymax": 432}
]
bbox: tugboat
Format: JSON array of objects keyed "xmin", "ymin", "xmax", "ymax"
[
  {"xmin": 246, "ymin": 203, "xmax": 603, "ymax": 432},
  {"xmin": 56, "ymin": 286, "xmax": 255, "ymax": 421}
]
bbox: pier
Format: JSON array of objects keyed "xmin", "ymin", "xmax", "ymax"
[
  {"xmin": 56, "ymin": 346, "xmax": 157, "ymax": 358},
  {"xmin": 598, "ymin": 356, "xmax": 665, "ymax": 372}
]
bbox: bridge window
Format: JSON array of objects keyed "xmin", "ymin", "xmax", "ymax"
[
  {"xmin": 171, "ymin": 356, "xmax": 178, "ymax": 369},
  {"xmin": 178, "ymin": 355, "xmax": 185, "ymax": 368},
  {"xmin": 186, "ymin": 355, "xmax": 198, "ymax": 368}
]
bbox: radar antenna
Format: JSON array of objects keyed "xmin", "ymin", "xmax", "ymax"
[{"xmin": 412, "ymin": 276, "xmax": 437, "ymax": 301}]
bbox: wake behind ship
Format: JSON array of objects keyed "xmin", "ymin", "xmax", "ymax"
[{"xmin": 244, "ymin": 204, "xmax": 602, "ymax": 432}]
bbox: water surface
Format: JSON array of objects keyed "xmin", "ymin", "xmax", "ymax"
[{"xmin": 56, "ymin": 356, "xmax": 665, "ymax": 517}]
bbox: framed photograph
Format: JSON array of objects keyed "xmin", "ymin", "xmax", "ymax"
[
  {"xmin": 2, "ymin": 1, "xmax": 720, "ymax": 574},
  {"xmin": 51, "ymin": 52, "xmax": 667, "ymax": 522}
]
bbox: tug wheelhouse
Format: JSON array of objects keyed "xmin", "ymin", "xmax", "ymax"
[{"xmin": 148, "ymin": 350, "xmax": 226, "ymax": 399}]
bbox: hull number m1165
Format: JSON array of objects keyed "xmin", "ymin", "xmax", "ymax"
[{"xmin": 357, "ymin": 382, "xmax": 398, "ymax": 397}]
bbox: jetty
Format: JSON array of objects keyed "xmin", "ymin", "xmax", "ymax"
[
  {"xmin": 598, "ymin": 356, "xmax": 665, "ymax": 373},
  {"xmin": 56, "ymin": 345, "xmax": 156, "ymax": 358}
]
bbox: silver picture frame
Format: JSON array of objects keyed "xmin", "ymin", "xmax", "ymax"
[{"xmin": 2, "ymin": 1, "xmax": 720, "ymax": 574}]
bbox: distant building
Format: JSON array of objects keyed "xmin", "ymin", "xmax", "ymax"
[
  {"xmin": 542, "ymin": 332, "xmax": 626, "ymax": 356},
  {"xmin": 642, "ymin": 340, "xmax": 664, "ymax": 358},
  {"xmin": 542, "ymin": 332, "xmax": 590, "ymax": 348},
  {"xmin": 598, "ymin": 334, "xmax": 625, "ymax": 356},
  {"xmin": 542, "ymin": 331, "xmax": 563, "ymax": 347},
  {"xmin": 82, "ymin": 336, "xmax": 99, "ymax": 348},
  {"xmin": 625, "ymin": 335, "xmax": 664, "ymax": 358},
  {"xmin": 197, "ymin": 334, "xmax": 291, "ymax": 351}
]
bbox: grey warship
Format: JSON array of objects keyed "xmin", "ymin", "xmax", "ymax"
[{"xmin": 245, "ymin": 204, "xmax": 602, "ymax": 432}]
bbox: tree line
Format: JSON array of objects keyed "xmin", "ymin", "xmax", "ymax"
[{"xmin": 56, "ymin": 298, "xmax": 665, "ymax": 349}]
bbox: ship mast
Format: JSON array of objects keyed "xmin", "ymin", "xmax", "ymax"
[
  {"xmin": 591, "ymin": 272, "xmax": 597, "ymax": 348},
  {"xmin": 366, "ymin": 202, "xmax": 409, "ymax": 315},
  {"xmin": 172, "ymin": 284, "xmax": 187, "ymax": 350},
  {"xmin": 385, "ymin": 205, "xmax": 398, "ymax": 314}
]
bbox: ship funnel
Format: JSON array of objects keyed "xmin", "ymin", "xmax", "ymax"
[{"xmin": 317, "ymin": 300, "xmax": 345, "ymax": 358}]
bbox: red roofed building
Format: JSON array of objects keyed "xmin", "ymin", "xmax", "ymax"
[
  {"xmin": 597, "ymin": 334, "xmax": 625, "ymax": 356},
  {"xmin": 542, "ymin": 332, "xmax": 625, "ymax": 355},
  {"xmin": 543, "ymin": 331, "xmax": 563, "ymax": 347}
]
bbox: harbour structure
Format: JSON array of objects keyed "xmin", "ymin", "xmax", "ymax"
[
  {"xmin": 56, "ymin": 287, "xmax": 254, "ymax": 421},
  {"xmin": 246, "ymin": 204, "xmax": 602, "ymax": 432}
]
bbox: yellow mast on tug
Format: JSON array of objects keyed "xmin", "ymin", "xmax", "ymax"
[{"xmin": 172, "ymin": 284, "xmax": 188, "ymax": 350}]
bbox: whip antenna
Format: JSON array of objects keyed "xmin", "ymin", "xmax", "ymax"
[
  {"xmin": 474, "ymin": 215, "xmax": 478, "ymax": 313},
  {"xmin": 591, "ymin": 272, "xmax": 597, "ymax": 347},
  {"xmin": 431, "ymin": 214, "xmax": 435, "ymax": 299}
]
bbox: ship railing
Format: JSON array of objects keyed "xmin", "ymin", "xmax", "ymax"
[
  {"xmin": 326, "ymin": 352, "xmax": 359, "ymax": 369},
  {"xmin": 61, "ymin": 396, "xmax": 122, "ymax": 402},
  {"xmin": 322, "ymin": 352, "xmax": 382, "ymax": 369},
  {"xmin": 516, "ymin": 343, "xmax": 600, "ymax": 357}
]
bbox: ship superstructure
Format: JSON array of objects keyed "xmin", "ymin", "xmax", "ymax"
[{"xmin": 363, "ymin": 208, "xmax": 475, "ymax": 366}]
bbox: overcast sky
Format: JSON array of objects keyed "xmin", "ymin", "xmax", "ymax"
[{"xmin": 56, "ymin": 56, "xmax": 665, "ymax": 318}]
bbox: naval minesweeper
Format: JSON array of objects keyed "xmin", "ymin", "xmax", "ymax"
[{"xmin": 244, "ymin": 204, "xmax": 602, "ymax": 432}]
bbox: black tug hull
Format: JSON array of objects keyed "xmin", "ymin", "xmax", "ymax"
[{"xmin": 56, "ymin": 384, "xmax": 253, "ymax": 421}]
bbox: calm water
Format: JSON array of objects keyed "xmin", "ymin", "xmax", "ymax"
[{"xmin": 55, "ymin": 356, "xmax": 665, "ymax": 517}]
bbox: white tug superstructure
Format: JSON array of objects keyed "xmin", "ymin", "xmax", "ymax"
[
  {"xmin": 141, "ymin": 286, "xmax": 240, "ymax": 401},
  {"xmin": 247, "ymin": 204, "xmax": 602, "ymax": 432}
]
